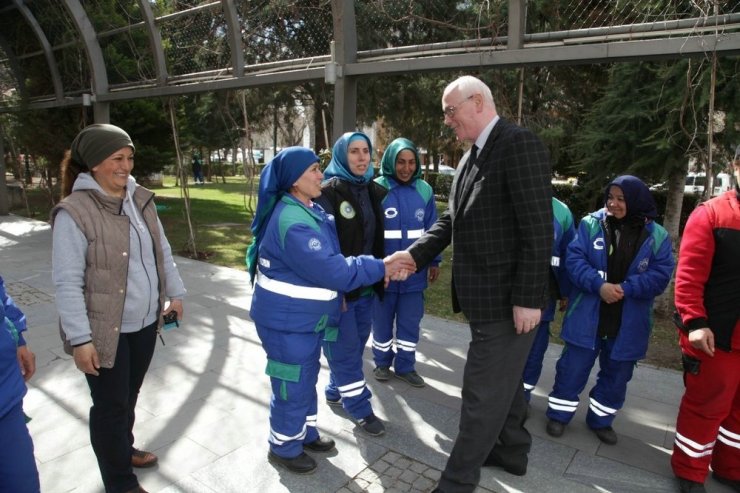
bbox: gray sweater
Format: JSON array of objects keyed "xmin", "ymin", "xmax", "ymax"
[{"xmin": 52, "ymin": 173, "xmax": 186, "ymax": 346}]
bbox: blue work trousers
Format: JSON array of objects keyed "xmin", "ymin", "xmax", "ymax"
[
  {"xmin": 546, "ymin": 338, "xmax": 636, "ymax": 429},
  {"xmin": 324, "ymin": 295, "xmax": 373, "ymax": 420},
  {"xmin": 522, "ymin": 320, "xmax": 551, "ymax": 402},
  {"xmin": 0, "ymin": 402, "xmax": 40, "ymax": 493},
  {"xmin": 372, "ymin": 291, "xmax": 424, "ymax": 375},
  {"xmin": 256, "ymin": 325, "xmax": 321, "ymax": 459}
]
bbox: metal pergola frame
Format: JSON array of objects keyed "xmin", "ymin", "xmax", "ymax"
[{"xmin": 0, "ymin": 0, "xmax": 738, "ymax": 139}]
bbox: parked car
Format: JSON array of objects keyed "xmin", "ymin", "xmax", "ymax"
[
  {"xmin": 685, "ymin": 172, "xmax": 732, "ymax": 196},
  {"xmin": 437, "ymin": 164, "xmax": 456, "ymax": 175}
]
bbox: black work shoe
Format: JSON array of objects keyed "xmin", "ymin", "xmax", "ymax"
[
  {"xmin": 546, "ymin": 419, "xmax": 566, "ymax": 437},
  {"xmin": 677, "ymin": 477, "xmax": 707, "ymax": 493},
  {"xmin": 592, "ymin": 426, "xmax": 618, "ymax": 445},
  {"xmin": 357, "ymin": 413, "xmax": 385, "ymax": 436},
  {"xmin": 713, "ymin": 472, "xmax": 740, "ymax": 492},
  {"xmin": 325, "ymin": 396, "xmax": 342, "ymax": 407},
  {"xmin": 373, "ymin": 366, "xmax": 391, "ymax": 381},
  {"xmin": 304, "ymin": 436, "xmax": 336, "ymax": 453},
  {"xmin": 394, "ymin": 370, "xmax": 425, "ymax": 388},
  {"xmin": 482, "ymin": 455, "xmax": 527, "ymax": 476},
  {"xmin": 267, "ymin": 451, "xmax": 317, "ymax": 474}
]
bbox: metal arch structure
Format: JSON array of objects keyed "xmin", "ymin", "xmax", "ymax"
[{"xmin": 0, "ymin": 0, "xmax": 737, "ymax": 140}]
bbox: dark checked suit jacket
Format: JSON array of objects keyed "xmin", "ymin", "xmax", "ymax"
[{"xmin": 408, "ymin": 117, "xmax": 553, "ymax": 323}]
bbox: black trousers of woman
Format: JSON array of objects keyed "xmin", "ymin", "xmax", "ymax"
[{"xmin": 85, "ymin": 322, "xmax": 157, "ymax": 493}]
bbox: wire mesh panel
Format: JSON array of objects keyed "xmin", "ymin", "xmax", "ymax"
[
  {"xmin": 235, "ymin": 0, "xmax": 333, "ymax": 64},
  {"xmin": 356, "ymin": 0, "xmax": 509, "ymax": 51},
  {"xmin": 528, "ymin": 0, "xmax": 740, "ymax": 33},
  {"xmin": 0, "ymin": 5, "xmax": 52, "ymax": 99},
  {"xmin": 82, "ymin": 0, "xmax": 146, "ymax": 32},
  {"xmin": 159, "ymin": 5, "xmax": 233, "ymax": 76}
]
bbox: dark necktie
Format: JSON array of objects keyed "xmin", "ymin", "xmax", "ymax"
[{"xmin": 455, "ymin": 145, "xmax": 477, "ymax": 205}]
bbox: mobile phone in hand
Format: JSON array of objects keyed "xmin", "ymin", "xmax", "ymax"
[{"xmin": 163, "ymin": 311, "xmax": 179, "ymax": 331}]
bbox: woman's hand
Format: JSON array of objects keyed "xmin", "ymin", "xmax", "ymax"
[
  {"xmin": 73, "ymin": 343, "xmax": 100, "ymax": 376},
  {"xmin": 599, "ymin": 283, "xmax": 624, "ymax": 304},
  {"xmin": 164, "ymin": 298, "xmax": 184, "ymax": 321},
  {"xmin": 17, "ymin": 345, "xmax": 36, "ymax": 381}
]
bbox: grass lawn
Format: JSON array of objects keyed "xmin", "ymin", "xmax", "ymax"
[{"xmin": 7, "ymin": 175, "xmax": 682, "ymax": 370}]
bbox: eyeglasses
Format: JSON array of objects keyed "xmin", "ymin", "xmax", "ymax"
[{"xmin": 443, "ymin": 95, "xmax": 474, "ymax": 118}]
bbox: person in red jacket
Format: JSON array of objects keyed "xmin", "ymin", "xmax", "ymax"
[{"xmin": 672, "ymin": 157, "xmax": 740, "ymax": 493}]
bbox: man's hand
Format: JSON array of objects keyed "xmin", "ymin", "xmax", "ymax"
[
  {"xmin": 558, "ymin": 297, "xmax": 569, "ymax": 312},
  {"xmin": 428, "ymin": 266, "xmax": 440, "ymax": 283},
  {"xmin": 513, "ymin": 305, "xmax": 541, "ymax": 335},
  {"xmin": 73, "ymin": 343, "xmax": 101, "ymax": 376},
  {"xmin": 599, "ymin": 283, "xmax": 624, "ymax": 304},
  {"xmin": 688, "ymin": 328, "xmax": 715, "ymax": 357},
  {"xmin": 17, "ymin": 345, "xmax": 36, "ymax": 382}
]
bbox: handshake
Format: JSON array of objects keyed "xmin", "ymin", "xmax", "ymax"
[{"xmin": 382, "ymin": 251, "xmax": 417, "ymax": 286}]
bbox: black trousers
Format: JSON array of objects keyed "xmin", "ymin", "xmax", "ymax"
[
  {"xmin": 437, "ymin": 319, "xmax": 537, "ymax": 493},
  {"xmin": 85, "ymin": 322, "xmax": 157, "ymax": 493}
]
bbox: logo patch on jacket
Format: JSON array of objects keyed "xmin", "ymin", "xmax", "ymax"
[
  {"xmin": 593, "ymin": 238, "xmax": 605, "ymax": 250},
  {"xmin": 415, "ymin": 208, "xmax": 425, "ymax": 222},
  {"xmin": 385, "ymin": 207, "xmax": 398, "ymax": 219},
  {"xmin": 339, "ymin": 201, "xmax": 356, "ymax": 219},
  {"xmin": 308, "ymin": 238, "xmax": 322, "ymax": 251},
  {"xmin": 638, "ymin": 258, "xmax": 649, "ymax": 273}
]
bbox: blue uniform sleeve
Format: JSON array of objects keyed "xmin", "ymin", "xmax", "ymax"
[
  {"xmin": 566, "ymin": 220, "xmax": 605, "ymax": 295},
  {"xmin": 621, "ymin": 231, "xmax": 674, "ymax": 300},
  {"xmin": 1, "ymin": 276, "xmax": 27, "ymax": 346},
  {"xmin": 279, "ymin": 221, "xmax": 385, "ymax": 293},
  {"xmin": 557, "ymin": 212, "xmax": 576, "ymax": 297}
]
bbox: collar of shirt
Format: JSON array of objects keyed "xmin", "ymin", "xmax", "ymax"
[{"xmin": 474, "ymin": 115, "xmax": 500, "ymax": 152}]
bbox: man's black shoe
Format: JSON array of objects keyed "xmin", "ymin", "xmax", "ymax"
[
  {"xmin": 482, "ymin": 455, "xmax": 527, "ymax": 476},
  {"xmin": 677, "ymin": 477, "xmax": 706, "ymax": 493},
  {"xmin": 546, "ymin": 419, "xmax": 565, "ymax": 437},
  {"xmin": 267, "ymin": 451, "xmax": 317, "ymax": 474},
  {"xmin": 304, "ymin": 436, "xmax": 336, "ymax": 452},
  {"xmin": 713, "ymin": 472, "xmax": 740, "ymax": 492}
]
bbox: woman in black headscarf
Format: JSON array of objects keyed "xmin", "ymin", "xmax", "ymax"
[{"xmin": 544, "ymin": 175, "xmax": 674, "ymax": 445}]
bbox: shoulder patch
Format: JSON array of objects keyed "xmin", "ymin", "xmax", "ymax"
[
  {"xmin": 339, "ymin": 200, "xmax": 356, "ymax": 219},
  {"xmin": 278, "ymin": 203, "xmax": 320, "ymax": 248}
]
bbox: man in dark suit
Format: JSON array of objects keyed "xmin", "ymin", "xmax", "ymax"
[{"xmin": 396, "ymin": 75, "xmax": 553, "ymax": 492}]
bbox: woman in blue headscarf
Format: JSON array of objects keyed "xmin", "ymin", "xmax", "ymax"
[
  {"xmin": 248, "ymin": 146, "xmax": 392, "ymax": 475},
  {"xmin": 545, "ymin": 175, "xmax": 674, "ymax": 445},
  {"xmin": 314, "ymin": 132, "xmax": 388, "ymax": 437}
]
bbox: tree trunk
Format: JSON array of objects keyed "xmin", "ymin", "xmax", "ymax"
[
  {"xmin": 653, "ymin": 169, "xmax": 685, "ymax": 317},
  {"xmin": 167, "ymin": 98, "xmax": 198, "ymax": 259}
]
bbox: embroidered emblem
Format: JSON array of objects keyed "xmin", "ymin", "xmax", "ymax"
[
  {"xmin": 308, "ymin": 238, "xmax": 322, "ymax": 251},
  {"xmin": 339, "ymin": 201, "xmax": 356, "ymax": 219},
  {"xmin": 593, "ymin": 238, "xmax": 605, "ymax": 250},
  {"xmin": 638, "ymin": 258, "xmax": 649, "ymax": 273},
  {"xmin": 385, "ymin": 207, "xmax": 398, "ymax": 219},
  {"xmin": 415, "ymin": 208, "xmax": 425, "ymax": 222}
]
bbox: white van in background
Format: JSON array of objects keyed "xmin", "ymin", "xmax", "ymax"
[{"xmin": 684, "ymin": 172, "xmax": 733, "ymax": 196}]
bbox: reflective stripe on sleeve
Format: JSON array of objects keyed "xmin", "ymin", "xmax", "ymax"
[
  {"xmin": 385, "ymin": 228, "xmax": 425, "ymax": 240},
  {"xmin": 256, "ymin": 269, "xmax": 337, "ymax": 301}
]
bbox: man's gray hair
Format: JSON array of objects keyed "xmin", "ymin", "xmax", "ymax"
[{"xmin": 445, "ymin": 76, "xmax": 495, "ymax": 108}]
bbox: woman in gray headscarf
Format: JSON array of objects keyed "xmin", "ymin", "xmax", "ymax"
[{"xmin": 51, "ymin": 124, "xmax": 186, "ymax": 493}]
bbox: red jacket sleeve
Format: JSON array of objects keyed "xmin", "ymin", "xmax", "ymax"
[{"xmin": 675, "ymin": 205, "xmax": 714, "ymax": 330}]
